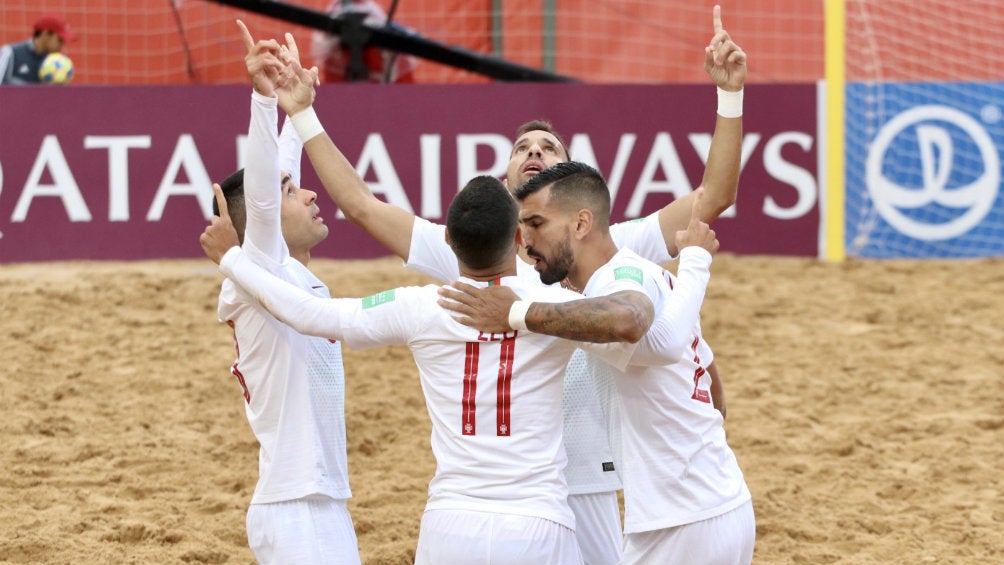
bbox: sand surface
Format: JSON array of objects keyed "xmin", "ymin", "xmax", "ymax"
[{"xmin": 1, "ymin": 254, "xmax": 1001, "ymax": 564}]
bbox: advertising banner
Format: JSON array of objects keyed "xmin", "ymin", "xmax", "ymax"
[
  {"xmin": 845, "ymin": 81, "xmax": 1004, "ymax": 258},
  {"xmin": 0, "ymin": 83, "xmax": 819, "ymax": 262}
]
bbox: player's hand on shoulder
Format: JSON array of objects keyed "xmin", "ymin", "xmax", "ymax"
[{"xmin": 438, "ymin": 282, "xmax": 518, "ymax": 333}]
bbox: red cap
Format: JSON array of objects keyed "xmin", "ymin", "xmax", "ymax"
[{"xmin": 34, "ymin": 14, "xmax": 76, "ymax": 43}]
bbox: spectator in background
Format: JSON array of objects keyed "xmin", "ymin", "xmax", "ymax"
[
  {"xmin": 0, "ymin": 14, "xmax": 76, "ymax": 85},
  {"xmin": 311, "ymin": 0, "xmax": 417, "ymax": 83}
]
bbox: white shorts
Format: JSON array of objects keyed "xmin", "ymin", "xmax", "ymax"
[
  {"xmin": 621, "ymin": 500, "xmax": 755, "ymax": 565},
  {"xmin": 415, "ymin": 508, "xmax": 584, "ymax": 565},
  {"xmin": 567, "ymin": 491, "xmax": 623, "ymax": 565},
  {"xmin": 246, "ymin": 495, "xmax": 361, "ymax": 565}
]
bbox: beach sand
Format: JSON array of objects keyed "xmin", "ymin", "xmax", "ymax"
[{"xmin": 1, "ymin": 254, "xmax": 1001, "ymax": 564}]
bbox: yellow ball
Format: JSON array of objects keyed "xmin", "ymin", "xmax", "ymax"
[{"xmin": 39, "ymin": 53, "xmax": 74, "ymax": 84}]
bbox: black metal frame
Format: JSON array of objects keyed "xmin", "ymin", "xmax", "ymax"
[{"xmin": 205, "ymin": 0, "xmax": 578, "ymax": 82}]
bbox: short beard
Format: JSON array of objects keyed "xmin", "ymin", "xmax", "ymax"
[{"xmin": 538, "ymin": 237, "xmax": 574, "ymax": 286}]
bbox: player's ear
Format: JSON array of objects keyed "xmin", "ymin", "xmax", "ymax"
[
  {"xmin": 514, "ymin": 225, "xmax": 524, "ymax": 248},
  {"xmin": 573, "ymin": 208, "xmax": 593, "ymax": 240}
]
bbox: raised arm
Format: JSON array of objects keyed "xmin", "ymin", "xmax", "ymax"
[
  {"xmin": 658, "ymin": 4, "xmax": 747, "ymax": 256},
  {"xmin": 278, "ymin": 114, "xmax": 304, "ymax": 187},
  {"xmin": 235, "ymin": 20, "xmax": 287, "ymax": 261},
  {"xmin": 274, "ymin": 33, "xmax": 416, "ymax": 260}
]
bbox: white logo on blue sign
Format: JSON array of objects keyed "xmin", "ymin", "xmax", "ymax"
[{"xmin": 866, "ymin": 105, "xmax": 999, "ymax": 241}]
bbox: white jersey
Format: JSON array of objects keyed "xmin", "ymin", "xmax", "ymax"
[
  {"xmin": 217, "ymin": 92, "xmax": 350, "ymax": 505},
  {"xmin": 583, "ymin": 248, "xmax": 751, "ymax": 534},
  {"xmin": 219, "ymin": 249, "xmax": 645, "ymax": 531},
  {"xmin": 404, "ymin": 213, "xmax": 668, "ymax": 493}
]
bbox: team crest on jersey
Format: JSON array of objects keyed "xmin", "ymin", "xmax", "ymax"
[
  {"xmin": 613, "ymin": 266, "xmax": 643, "ymax": 285},
  {"xmin": 362, "ymin": 289, "xmax": 396, "ymax": 309}
]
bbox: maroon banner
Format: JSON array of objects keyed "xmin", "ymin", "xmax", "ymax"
[{"xmin": 0, "ymin": 83, "xmax": 819, "ymax": 262}]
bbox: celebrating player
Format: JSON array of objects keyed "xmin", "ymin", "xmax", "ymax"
[
  {"xmin": 207, "ymin": 22, "xmax": 359, "ymax": 564},
  {"xmin": 440, "ymin": 161, "xmax": 755, "ymax": 565},
  {"xmin": 201, "ymin": 164, "xmax": 724, "ymax": 564},
  {"xmin": 258, "ymin": 6, "xmax": 746, "ymax": 563}
]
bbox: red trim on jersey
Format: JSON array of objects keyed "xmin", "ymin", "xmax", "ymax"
[
  {"xmin": 496, "ymin": 334, "xmax": 516, "ymax": 436},
  {"xmin": 690, "ymin": 335, "xmax": 710, "ymax": 403},
  {"xmin": 226, "ymin": 319, "xmax": 252, "ymax": 403},
  {"xmin": 232, "ymin": 363, "xmax": 251, "ymax": 404},
  {"xmin": 462, "ymin": 342, "xmax": 479, "ymax": 435}
]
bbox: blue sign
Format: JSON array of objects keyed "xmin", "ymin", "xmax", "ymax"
[{"xmin": 845, "ymin": 81, "xmax": 1004, "ymax": 258}]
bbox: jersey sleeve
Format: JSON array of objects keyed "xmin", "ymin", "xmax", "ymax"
[
  {"xmin": 610, "ymin": 211, "xmax": 673, "ymax": 265},
  {"xmin": 404, "ymin": 217, "xmax": 461, "ymax": 282},
  {"xmin": 586, "ymin": 262, "xmax": 663, "ymax": 368},
  {"xmin": 278, "ymin": 113, "xmax": 304, "ymax": 188},
  {"xmin": 629, "ymin": 246, "xmax": 713, "ymax": 366},
  {"xmin": 241, "ymin": 91, "xmax": 288, "ymax": 264},
  {"xmin": 334, "ymin": 285, "xmax": 430, "ymax": 351},
  {"xmin": 219, "ymin": 246, "xmax": 419, "ymax": 347},
  {"xmin": 576, "ymin": 341, "xmax": 640, "ymax": 372}
]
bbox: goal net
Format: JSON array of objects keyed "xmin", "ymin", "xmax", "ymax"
[
  {"xmin": 842, "ymin": 0, "xmax": 1004, "ymax": 258},
  {"xmin": 0, "ymin": 0, "xmax": 824, "ymax": 85}
]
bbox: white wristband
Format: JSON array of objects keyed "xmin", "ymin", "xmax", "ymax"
[
  {"xmin": 289, "ymin": 106, "xmax": 325, "ymax": 142},
  {"xmin": 507, "ymin": 300, "xmax": 531, "ymax": 331},
  {"xmin": 717, "ymin": 87, "xmax": 743, "ymax": 118}
]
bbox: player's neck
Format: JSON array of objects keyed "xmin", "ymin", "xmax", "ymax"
[
  {"xmin": 566, "ymin": 236, "xmax": 618, "ymax": 291},
  {"xmin": 290, "ymin": 248, "xmax": 310, "ymax": 266},
  {"xmin": 459, "ymin": 254, "xmax": 518, "ymax": 281}
]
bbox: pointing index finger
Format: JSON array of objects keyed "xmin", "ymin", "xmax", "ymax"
[
  {"xmin": 713, "ymin": 5, "xmax": 723, "ymax": 34},
  {"xmin": 690, "ymin": 186, "xmax": 706, "ymax": 225},
  {"xmin": 236, "ymin": 19, "xmax": 255, "ymax": 52},
  {"xmin": 285, "ymin": 32, "xmax": 301, "ymax": 65},
  {"xmin": 213, "ymin": 183, "xmax": 229, "ymax": 218}
]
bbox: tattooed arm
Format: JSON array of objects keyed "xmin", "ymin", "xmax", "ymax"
[
  {"xmin": 437, "ymin": 283, "xmax": 654, "ymax": 344},
  {"xmin": 524, "ymin": 290, "xmax": 653, "ymax": 343},
  {"xmin": 438, "ymin": 245, "xmax": 713, "ymax": 366}
]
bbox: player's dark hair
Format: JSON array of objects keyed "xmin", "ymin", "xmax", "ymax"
[
  {"xmin": 213, "ymin": 168, "xmax": 248, "ymax": 245},
  {"xmin": 515, "ymin": 119, "xmax": 571, "ymax": 161},
  {"xmin": 515, "ymin": 161, "xmax": 611, "ymax": 230},
  {"xmin": 447, "ymin": 175, "xmax": 518, "ymax": 270}
]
